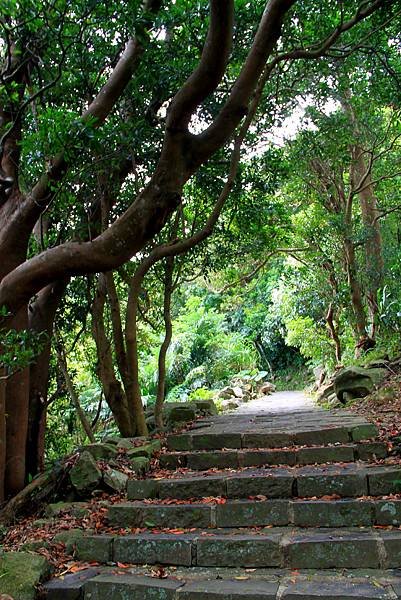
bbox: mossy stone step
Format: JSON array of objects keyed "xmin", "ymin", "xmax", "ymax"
[
  {"xmin": 159, "ymin": 441, "xmax": 387, "ymax": 470},
  {"xmin": 106, "ymin": 497, "xmax": 401, "ymax": 529},
  {"xmin": 42, "ymin": 567, "xmax": 401, "ymax": 600},
  {"xmin": 72, "ymin": 527, "xmax": 401, "ymax": 569},
  {"xmin": 127, "ymin": 464, "xmax": 401, "ymax": 501},
  {"xmin": 167, "ymin": 423, "xmax": 379, "ymax": 452}
]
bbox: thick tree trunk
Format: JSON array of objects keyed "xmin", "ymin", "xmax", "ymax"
[
  {"xmin": 5, "ymin": 308, "xmax": 30, "ymax": 496},
  {"xmin": 27, "ymin": 280, "xmax": 67, "ymax": 477},
  {"xmin": 154, "ymin": 258, "xmax": 174, "ymax": 430},
  {"xmin": 0, "ymin": 372, "xmax": 6, "ymax": 504}
]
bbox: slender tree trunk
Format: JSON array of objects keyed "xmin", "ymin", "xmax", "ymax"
[
  {"xmin": 56, "ymin": 335, "xmax": 96, "ymax": 443},
  {"xmin": 344, "ymin": 237, "xmax": 368, "ymax": 339},
  {"xmin": 342, "ymin": 95, "xmax": 384, "ymax": 338},
  {"xmin": 354, "ymin": 152, "xmax": 384, "ymax": 337},
  {"xmin": 27, "ymin": 280, "xmax": 67, "ymax": 477},
  {"xmin": 103, "ymin": 271, "xmax": 148, "ymax": 436},
  {"xmin": 92, "ymin": 276, "xmax": 133, "ymax": 436},
  {"xmin": 326, "ymin": 303, "xmax": 342, "ymax": 363},
  {"xmin": 154, "ymin": 258, "xmax": 174, "ymax": 430},
  {"xmin": 125, "ymin": 273, "xmax": 149, "ymax": 437}
]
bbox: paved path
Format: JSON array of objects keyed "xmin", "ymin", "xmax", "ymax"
[
  {"xmin": 235, "ymin": 390, "xmax": 315, "ymax": 414},
  {"xmin": 45, "ymin": 390, "xmax": 401, "ymax": 600}
]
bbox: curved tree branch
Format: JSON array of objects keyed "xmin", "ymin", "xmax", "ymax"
[
  {"xmin": 166, "ymin": 0, "xmax": 234, "ymax": 132},
  {"xmin": 20, "ymin": 0, "xmax": 163, "ymax": 226}
]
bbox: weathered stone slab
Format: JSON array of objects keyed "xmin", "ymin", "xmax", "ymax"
[
  {"xmin": 242, "ymin": 432, "xmax": 293, "ymax": 449},
  {"xmin": 380, "ymin": 531, "xmax": 401, "ymax": 568},
  {"xmin": 351, "ymin": 423, "xmax": 379, "ymax": 441},
  {"xmin": 355, "ymin": 441, "xmax": 387, "ymax": 460},
  {"xmin": 281, "ymin": 580, "xmax": 390, "ymax": 599},
  {"xmin": 166, "ymin": 404, "xmax": 197, "ymax": 424},
  {"xmin": 103, "ymin": 468, "xmax": 128, "ymax": 492},
  {"xmin": 107, "ymin": 502, "xmax": 212, "ymax": 528},
  {"xmin": 293, "ymin": 427, "xmax": 350, "ymax": 445},
  {"xmin": 284, "ymin": 531, "xmax": 380, "ymax": 568},
  {"xmin": 375, "ymin": 499, "xmax": 401, "ymax": 525},
  {"xmin": 116, "ymin": 436, "xmax": 146, "ymax": 449},
  {"xmin": 167, "ymin": 435, "xmax": 193, "ymax": 451},
  {"xmin": 83, "ymin": 574, "xmax": 182, "ymax": 600},
  {"xmin": 43, "ymin": 568, "xmax": 100, "ymax": 600},
  {"xmin": 296, "ymin": 467, "xmax": 367, "ymax": 497},
  {"xmin": 159, "ymin": 453, "xmax": 187, "ymax": 469},
  {"xmin": 187, "ymin": 451, "xmax": 239, "ymax": 470},
  {"xmin": 226, "ymin": 471, "xmax": 293, "ymax": 498},
  {"xmin": 113, "ymin": 534, "xmax": 193, "ymax": 566},
  {"xmin": 45, "ymin": 501, "xmax": 90, "ymax": 518},
  {"xmin": 75, "ymin": 535, "xmax": 112, "ymax": 562},
  {"xmin": 216, "ymin": 499, "xmax": 289, "ymax": 527},
  {"xmin": 127, "ymin": 478, "xmax": 159, "ymax": 500},
  {"xmin": 196, "ymin": 534, "xmax": 281, "ymax": 567},
  {"xmin": 83, "ymin": 443, "xmax": 119, "ymax": 460},
  {"xmin": 240, "ymin": 449, "xmax": 296, "ymax": 467},
  {"xmin": 130, "ymin": 456, "xmax": 150, "ymax": 475},
  {"xmin": 191, "ymin": 433, "xmax": 242, "ymax": 450},
  {"xmin": 367, "ymin": 466, "xmax": 401, "ymax": 495},
  {"xmin": 70, "ymin": 451, "xmax": 102, "ymax": 496},
  {"xmin": 158, "ymin": 475, "xmax": 226, "ymax": 499},
  {"xmin": 296, "ymin": 445, "xmax": 354, "ymax": 465},
  {"xmin": 53, "ymin": 528, "xmax": 89, "ymax": 554},
  {"xmin": 291, "ymin": 499, "xmax": 373, "ymax": 527},
  {"xmin": 177, "ymin": 579, "xmax": 278, "ymax": 599}
]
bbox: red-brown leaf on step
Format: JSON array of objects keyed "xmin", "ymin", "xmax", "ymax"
[
  {"xmin": 320, "ymin": 494, "xmax": 341, "ymax": 501},
  {"xmin": 167, "ymin": 529, "xmax": 186, "ymax": 534},
  {"xmin": 116, "ymin": 562, "xmax": 131, "ymax": 568},
  {"xmin": 216, "ymin": 497, "xmax": 227, "ymax": 504},
  {"xmin": 151, "ymin": 566, "xmax": 168, "ymax": 579},
  {"xmin": 69, "ymin": 563, "xmax": 89, "ymax": 573}
]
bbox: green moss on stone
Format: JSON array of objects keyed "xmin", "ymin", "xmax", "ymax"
[{"xmin": 0, "ymin": 551, "xmax": 51, "ymax": 600}]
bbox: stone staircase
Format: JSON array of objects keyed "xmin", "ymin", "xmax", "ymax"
[{"xmin": 43, "ymin": 407, "xmax": 401, "ymax": 599}]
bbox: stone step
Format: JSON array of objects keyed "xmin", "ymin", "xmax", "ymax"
[
  {"xmin": 159, "ymin": 441, "xmax": 387, "ymax": 470},
  {"xmin": 73, "ymin": 527, "xmax": 401, "ymax": 569},
  {"xmin": 127, "ymin": 464, "xmax": 401, "ymax": 501},
  {"xmin": 42, "ymin": 567, "xmax": 401, "ymax": 599},
  {"xmin": 107, "ymin": 497, "xmax": 401, "ymax": 529},
  {"xmin": 167, "ymin": 423, "xmax": 379, "ymax": 452}
]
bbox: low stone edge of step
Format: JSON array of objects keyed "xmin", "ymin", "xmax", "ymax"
[
  {"xmin": 159, "ymin": 442, "xmax": 388, "ymax": 470},
  {"xmin": 127, "ymin": 464, "xmax": 401, "ymax": 501},
  {"xmin": 42, "ymin": 570, "xmax": 401, "ymax": 599},
  {"xmin": 106, "ymin": 497, "xmax": 401, "ymax": 529},
  {"xmin": 166, "ymin": 423, "xmax": 379, "ymax": 452},
  {"xmin": 71, "ymin": 528, "xmax": 401, "ymax": 570}
]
